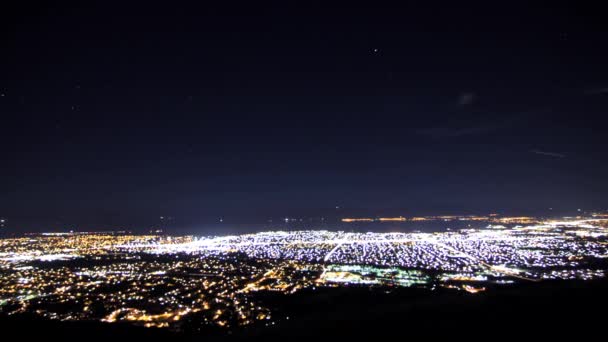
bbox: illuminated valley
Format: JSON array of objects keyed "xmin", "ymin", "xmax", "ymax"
[{"xmin": 1, "ymin": 215, "xmax": 608, "ymax": 332}]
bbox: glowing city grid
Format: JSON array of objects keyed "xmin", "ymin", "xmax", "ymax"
[{"xmin": 1, "ymin": 214, "xmax": 608, "ymax": 330}]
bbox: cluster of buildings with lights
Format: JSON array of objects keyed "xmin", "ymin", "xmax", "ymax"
[{"xmin": 1, "ymin": 215, "xmax": 607, "ymax": 331}]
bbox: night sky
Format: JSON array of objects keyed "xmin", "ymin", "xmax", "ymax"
[{"xmin": 1, "ymin": 2, "xmax": 608, "ymax": 232}]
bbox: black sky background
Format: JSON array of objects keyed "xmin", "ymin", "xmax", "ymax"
[{"xmin": 1, "ymin": 2, "xmax": 608, "ymax": 232}]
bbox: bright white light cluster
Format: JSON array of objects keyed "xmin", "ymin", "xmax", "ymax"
[
  {"xmin": 123, "ymin": 219, "xmax": 608, "ymax": 281},
  {"xmin": 0, "ymin": 217, "xmax": 607, "ymax": 331}
]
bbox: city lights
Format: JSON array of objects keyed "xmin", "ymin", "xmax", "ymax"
[{"xmin": 1, "ymin": 215, "xmax": 607, "ymax": 331}]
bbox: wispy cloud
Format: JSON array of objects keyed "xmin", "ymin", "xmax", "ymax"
[
  {"xmin": 416, "ymin": 111, "xmax": 537, "ymax": 140},
  {"xmin": 530, "ymin": 149, "xmax": 566, "ymax": 158},
  {"xmin": 458, "ymin": 92, "xmax": 476, "ymax": 106},
  {"xmin": 585, "ymin": 87, "xmax": 608, "ymax": 95},
  {"xmin": 417, "ymin": 123, "xmax": 497, "ymax": 138}
]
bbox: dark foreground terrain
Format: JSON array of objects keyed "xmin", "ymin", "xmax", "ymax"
[{"xmin": 2, "ymin": 278, "xmax": 607, "ymax": 341}]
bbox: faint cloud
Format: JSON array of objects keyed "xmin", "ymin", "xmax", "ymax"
[
  {"xmin": 585, "ymin": 87, "xmax": 608, "ymax": 95},
  {"xmin": 417, "ymin": 123, "xmax": 498, "ymax": 139},
  {"xmin": 458, "ymin": 92, "xmax": 476, "ymax": 106},
  {"xmin": 530, "ymin": 149, "xmax": 566, "ymax": 158},
  {"xmin": 416, "ymin": 111, "xmax": 532, "ymax": 139}
]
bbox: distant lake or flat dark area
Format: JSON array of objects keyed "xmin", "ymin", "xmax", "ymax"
[
  {"xmin": 0, "ymin": 220, "xmax": 469, "ymax": 238},
  {"xmin": 174, "ymin": 221, "xmax": 483, "ymax": 236}
]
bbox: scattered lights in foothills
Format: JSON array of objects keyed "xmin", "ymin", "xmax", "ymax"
[{"xmin": 1, "ymin": 215, "xmax": 608, "ymax": 331}]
